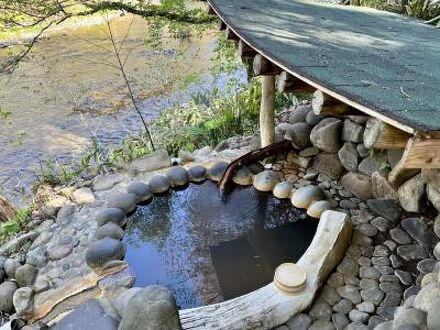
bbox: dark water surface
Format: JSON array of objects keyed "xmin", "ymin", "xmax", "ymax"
[{"xmin": 123, "ymin": 181, "xmax": 317, "ymax": 309}]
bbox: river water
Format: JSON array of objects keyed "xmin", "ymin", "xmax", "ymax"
[{"xmin": 0, "ymin": 14, "xmax": 235, "ymax": 206}]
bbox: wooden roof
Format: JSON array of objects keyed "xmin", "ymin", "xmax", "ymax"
[{"xmin": 208, "ymin": 0, "xmax": 440, "ymax": 133}]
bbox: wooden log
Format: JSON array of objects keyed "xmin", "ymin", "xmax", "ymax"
[
  {"xmin": 225, "ymin": 26, "xmax": 239, "ymax": 41},
  {"xmin": 238, "ymin": 40, "xmax": 257, "ymax": 58},
  {"xmin": 179, "ymin": 211, "xmax": 352, "ymax": 330},
  {"xmin": 218, "ymin": 140, "xmax": 293, "ymax": 190},
  {"xmin": 363, "ymin": 118, "xmax": 411, "ymax": 149},
  {"xmin": 312, "ymin": 90, "xmax": 355, "ymax": 116},
  {"xmin": 253, "ymin": 54, "xmax": 281, "ymax": 76},
  {"xmin": 401, "ymin": 133, "xmax": 440, "ymax": 168},
  {"xmin": 276, "ymin": 71, "xmax": 315, "ymax": 94},
  {"xmin": 260, "ymin": 75, "xmax": 276, "ymax": 147}
]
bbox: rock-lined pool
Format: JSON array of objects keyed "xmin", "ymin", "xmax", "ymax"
[{"xmin": 123, "ymin": 181, "xmax": 317, "ymax": 309}]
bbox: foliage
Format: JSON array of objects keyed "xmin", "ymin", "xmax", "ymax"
[
  {"xmin": 0, "ymin": 207, "xmax": 31, "ymax": 243},
  {"xmin": 0, "ymin": 106, "xmax": 11, "ymax": 119},
  {"xmin": 406, "ymin": 0, "xmax": 440, "ymax": 21},
  {"xmin": 36, "ymin": 159, "xmax": 83, "ymax": 187},
  {"xmin": 211, "ymin": 35, "xmax": 243, "ymax": 77}
]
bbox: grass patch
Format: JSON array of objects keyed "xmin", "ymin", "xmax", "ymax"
[{"xmin": 0, "ymin": 207, "xmax": 32, "ymax": 243}]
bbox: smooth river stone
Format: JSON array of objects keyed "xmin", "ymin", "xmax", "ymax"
[
  {"xmin": 188, "ymin": 165, "xmax": 207, "ymax": 183},
  {"xmin": 232, "ymin": 167, "xmax": 254, "ymax": 186},
  {"xmin": 307, "ymin": 200, "xmax": 334, "ymax": 218},
  {"xmin": 291, "ymin": 185, "xmax": 326, "ymax": 209},
  {"xmin": 0, "ymin": 281, "xmax": 18, "ymax": 313},
  {"xmin": 253, "ymin": 170, "xmax": 280, "ymax": 192},
  {"xmin": 126, "ymin": 182, "xmax": 152, "ymax": 202},
  {"xmin": 166, "ymin": 166, "xmax": 189, "ymax": 186},
  {"xmin": 95, "ymin": 223, "xmax": 124, "ymax": 240},
  {"xmin": 148, "ymin": 175, "xmax": 170, "ymax": 194},
  {"xmin": 273, "ymin": 181, "xmax": 294, "ymax": 199},
  {"xmin": 208, "ymin": 162, "xmax": 229, "ymax": 182},
  {"xmin": 107, "ymin": 193, "xmax": 137, "ymax": 214},
  {"xmin": 86, "ymin": 238, "xmax": 125, "ymax": 269},
  {"xmin": 96, "ymin": 208, "xmax": 126, "ymax": 227}
]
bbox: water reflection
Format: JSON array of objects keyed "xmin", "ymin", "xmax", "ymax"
[{"xmin": 123, "ymin": 181, "xmax": 317, "ymax": 309}]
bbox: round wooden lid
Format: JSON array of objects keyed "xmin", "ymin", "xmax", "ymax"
[{"xmin": 274, "ymin": 263, "xmax": 306, "ymax": 291}]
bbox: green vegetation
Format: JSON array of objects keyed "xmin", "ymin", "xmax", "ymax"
[
  {"xmin": 0, "ymin": 207, "xmax": 31, "ymax": 243},
  {"xmin": 37, "ymin": 159, "xmax": 83, "ymax": 187},
  {"xmin": 0, "ymin": 107, "xmax": 11, "ymax": 119}
]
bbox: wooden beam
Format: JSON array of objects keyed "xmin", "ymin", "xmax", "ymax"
[
  {"xmin": 238, "ymin": 40, "xmax": 257, "ymax": 58},
  {"xmin": 260, "ymin": 75, "xmax": 276, "ymax": 147},
  {"xmin": 225, "ymin": 26, "xmax": 239, "ymax": 41},
  {"xmin": 401, "ymin": 133, "xmax": 440, "ymax": 168},
  {"xmin": 277, "ymin": 71, "xmax": 315, "ymax": 94},
  {"xmin": 363, "ymin": 117, "xmax": 412, "ymax": 149},
  {"xmin": 253, "ymin": 54, "xmax": 281, "ymax": 76},
  {"xmin": 312, "ymin": 90, "xmax": 355, "ymax": 116},
  {"xmin": 218, "ymin": 140, "xmax": 293, "ymax": 191}
]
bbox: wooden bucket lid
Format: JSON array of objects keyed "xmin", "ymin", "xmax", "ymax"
[{"xmin": 274, "ymin": 263, "xmax": 306, "ymax": 294}]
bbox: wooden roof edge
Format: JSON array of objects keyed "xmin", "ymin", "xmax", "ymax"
[{"xmin": 207, "ymin": 0, "xmax": 417, "ymax": 135}]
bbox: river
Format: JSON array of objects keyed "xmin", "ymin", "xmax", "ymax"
[{"xmin": 0, "ymin": 13, "xmax": 238, "ymax": 206}]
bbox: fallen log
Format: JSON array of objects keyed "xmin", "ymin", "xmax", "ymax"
[{"xmin": 218, "ymin": 139, "xmax": 293, "ymax": 190}]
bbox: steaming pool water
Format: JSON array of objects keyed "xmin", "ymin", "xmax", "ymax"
[{"xmin": 123, "ymin": 181, "xmax": 317, "ymax": 309}]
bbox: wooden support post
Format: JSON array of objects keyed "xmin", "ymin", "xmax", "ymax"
[
  {"xmin": 277, "ymin": 71, "xmax": 316, "ymax": 94},
  {"xmin": 363, "ymin": 118, "xmax": 411, "ymax": 149},
  {"xmin": 253, "ymin": 54, "xmax": 281, "ymax": 76},
  {"xmin": 312, "ymin": 90, "xmax": 357, "ymax": 116},
  {"xmin": 401, "ymin": 132, "xmax": 440, "ymax": 168},
  {"xmin": 238, "ymin": 40, "xmax": 257, "ymax": 58},
  {"xmin": 225, "ymin": 26, "xmax": 239, "ymax": 41},
  {"xmin": 260, "ymin": 75, "xmax": 276, "ymax": 147}
]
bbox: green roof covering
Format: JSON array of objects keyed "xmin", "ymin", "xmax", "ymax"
[{"xmin": 209, "ymin": 0, "xmax": 440, "ymax": 131}]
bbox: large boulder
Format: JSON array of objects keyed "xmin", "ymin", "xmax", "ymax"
[
  {"xmin": 13, "ymin": 286, "xmax": 33, "ymax": 316},
  {"xmin": 96, "ymin": 208, "xmax": 126, "ymax": 227},
  {"xmin": 188, "ymin": 165, "xmax": 206, "ymax": 183},
  {"xmin": 358, "ymin": 153, "xmax": 388, "ymax": 176},
  {"xmin": 166, "ymin": 167, "xmax": 189, "ymax": 187},
  {"xmin": 85, "ymin": 238, "xmax": 125, "ymax": 269},
  {"xmin": 52, "ymin": 299, "xmax": 119, "ymax": 330},
  {"xmin": 253, "ymin": 171, "xmax": 279, "ymax": 192},
  {"xmin": 273, "ymin": 181, "xmax": 294, "ymax": 199},
  {"xmin": 95, "ymin": 223, "xmax": 124, "ymax": 240},
  {"xmin": 291, "ymin": 185, "xmax": 326, "ymax": 209},
  {"xmin": 15, "ymin": 264, "xmax": 37, "ymax": 287},
  {"xmin": 129, "ymin": 149, "xmax": 171, "ymax": 173},
  {"xmin": 107, "ymin": 193, "xmax": 137, "ymax": 214},
  {"xmin": 285, "ymin": 123, "xmax": 312, "ymax": 150},
  {"xmin": 289, "ymin": 105, "xmax": 311, "ymax": 124},
  {"xmin": 93, "ymin": 174, "xmax": 124, "ymax": 191},
  {"xmin": 340, "ymin": 172, "xmax": 373, "ymax": 200},
  {"xmin": 71, "ymin": 187, "xmax": 95, "ymax": 204},
  {"xmin": 118, "ymin": 286, "xmax": 181, "ymax": 330},
  {"xmin": 338, "ymin": 142, "xmax": 359, "ymax": 172},
  {"xmin": 312, "ymin": 153, "xmax": 343, "ymax": 180},
  {"xmin": 149, "ymin": 175, "xmax": 171, "ymax": 194},
  {"xmin": 398, "ymin": 174, "xmax": 425, "ymax": 213},
  {"xmin": 232, "ymin": 167, "xmax": 254, "ymax": 186},
  {"xmin": 371, "ymin": 171, "xmax": 398, "ymax": 200},
  {"xmin": 342, "ymin": 119, "xmax": 364, "ymax": 143},
  {"xmin": 310, "ymin": 118, "xmax": 342, "ymax": 152},
  {"xmin": 208, "ymin": 162, "xmax": 229, "ymax": 182},
  {"xmin": 0, "ymin": 281, "xmax": 18, "ymax": 313},
  {"xmin": 427, "ymin": 184, "xmax": 440, "ymax": 212},
  {"xmin": 126, "ymin": 182, "xmax": 152, "ymax": 202}
]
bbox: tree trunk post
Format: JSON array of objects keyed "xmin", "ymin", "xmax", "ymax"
[{"xmin": 260, "ymin": 75, "xmax": 276, "ymax": 147}]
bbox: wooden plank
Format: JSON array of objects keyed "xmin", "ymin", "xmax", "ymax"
[
  {"xmin": 253, "ymin": 54, "xmax": 282, "ymax": 76},
  {"xmin": 260, "ymin": 75, "xmax": 276, "ymax": 147},
  {"xmin": 402, "ymin": 135, "xmax": 440, "ymax": 168},
  {"xmin": 218, "ymin": 140, "xmax": 293, "ymax": 190},
  {"xmin": 364, "ymin": 117, "xmax": 412, "ymax": 149}
]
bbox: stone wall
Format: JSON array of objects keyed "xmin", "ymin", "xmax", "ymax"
[{"xmin": 275, "ymin": 103, "xmax": 440, "ymax": 330}]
